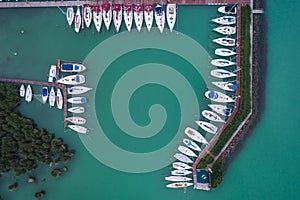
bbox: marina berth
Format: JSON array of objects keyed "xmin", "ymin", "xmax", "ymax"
[
  {"xmin": 166, "ymin": 182, "xmax": 193, "ymax": 188},
  {"xmin": 68, "ymin": 125, "xmax": 88, "ymax": 134},
  {"xmin": 66, "ymin": 7, "xmax": 74, "ymax": 26},
  {"xmin": 102, "ymin": 2, "xmax": 112, "ymax": 30},
  {"xmin": 166, "ymin": 3, "xmax": 176, "ymax": 32},
  {"xmin": 165, "ymin": 176, "xmax": 192, "ymax": 182},
  {"xmin": 208, "ymin": 104, "xmax": 232, "ymax": 117},
  {"xmin": 212, "ymin": 81, "xmax": 237, "ymax": 92},
  {"xmin": 211, "ymin": 69, "xmax": 237, "ymax": 79},
  {"xmin": 212, "ymin": 16, "xmax": 236, "ymax": 25},
  {"xmin": 213, "ymin": 37, "xmax": 236, "ymax": 47},
  {"xmin": 74, "ymin": 6, "xmax": 81, "ymax": 33},
  {"xmin": 171, "ymin": 169, "xmax": 192, "ymax": 176},
  {"xmin": 113, "ymin": 4, "xmax": 122, "ymax": 32},
  {"xmin": 178, "ymin": 145, "xmax": 197, "ymax": 157},
  {"xmin": 67, "ymin": 97, "xmax": 87, "ymax": 104},
  {"xmin": 57, "ymin": 74, "xmax": 85, "ymax": 85},
  {"xmin": 67, "ymin": 86, "xmax": 92, "ymax": 95},
  {"xmin": 182, "ymin": 138, "xmax": 202, "ymax": 151},
  {"xmin": 155, "ymin": 4, "xmax": 165, "ymax": 33},
  {"xmin": 20, "ymin": 84, "xmax": 25, "ymax": 97},
  {"xmin": 49, "ymin": 87, "xmax": 55, "ymax": 107},
  {"xmin": 201, "ymin": 110, "xmax": 225, "ymax": 123},
  {"xmin": 123, "ymin": 4, "xmax": 133, "ymax": 32},
  {"xmin": 56, "ymin": 88, "xmax": 63, "ymax": 109},
  {"xmin": 205, "ymin": 90, "xmax": 235, "ymax": 103},
  {"xmin": 144, "ymin": 4, "xmax": 153, "ymax": 31},
  {"xmin": 92, "ymin": 5, "xmax": 102, "ymax": 32},
  {"xmin": 25, "ymin": 85, "xmax": 32, "ymax": 103},
  {"xmin": 134, "ymin": 4, "xmax": 143, "ymax": 32},
  {"xmin": 211, "ymin": 59, "xmax": 236, "ymax": 67},
  {"xmin": 195, "ymin": 120, "xmax": 218, "ymax": 134},
  {"xmin": 184, "ymin": 127, "xmax": 208, "ymax": 145},
  {"xmin": 67, "ymin": 106, "xmax": 85, "ymax": 114},
  {"xmin": 61, "ymin": 63, "xmax": 86, "ymax": 73},
  {"xmin": 218, "ymin": 5, "xmax": 237, "ymax": 15},
  {"xmin": 173, "ymin": 153, "xmax": 193, "ymax": 164},
  {"xmin": 172, "ymin": 162, "xmax": 192, "ymax": 170},
  {"xmin": 83, "ymin": 4, "xmax": 92, "ymax": 28},
  {"xmin": 213, "ymin": 26, "xmax": 236, "ymax": 35},
  {"xmin": 66, "ymin": 116, "xmax": 86, "ymax": 125},
  {"xmin": 215, "ymin": 48, "xmax": 236, "ymax": 57},
  {"xmin": 48, "ymin": 65, "xmax": 57, "ymax": 83},
  {"xmin": 42, "ymin": 87, "xmax": 48, "ymax": 104}
]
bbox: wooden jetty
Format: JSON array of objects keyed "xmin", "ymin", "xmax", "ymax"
[{"xmin": 0, "ymin": 78, "xmax": 69, "ymax": 128}]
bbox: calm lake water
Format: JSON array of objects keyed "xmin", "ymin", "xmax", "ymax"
[{"xmin": 0, "ymin": 1, "xmax": 299, "ymax": 199}]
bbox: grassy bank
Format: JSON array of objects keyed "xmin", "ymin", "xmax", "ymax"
[{"xmin": 197, "ymin": 5, "xmax": 252, "ymax": 188}]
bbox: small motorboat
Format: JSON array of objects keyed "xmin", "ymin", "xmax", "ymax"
[
  {"xmin": 42, "ymin": 87, "xmax": 48, "ymax": 104},
  {"xmin": 68, "ymin": 106, "xmax": 85, "ymax": 114},
  {"xmin": 66, "ymin": 7, "xmax": 75, "ymax": 26},
  {"xmin": 20, "ymin": 84, "xmax": 25, "ymax": 97},
  {"xmin": 48, "ymin": 65, "xmax": 57, "ymax": 83},
  {"xmin": 61, "ymin": 63, "xmax": 86, "ymax": 73},
  {"xmin": 67, "ymin": 97, "xmax": 87, "ymax": 104}
]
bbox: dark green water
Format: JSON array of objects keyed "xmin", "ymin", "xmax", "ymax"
[{"xmin": 0, "ymin": 2, "xmax": 299, "ymax": 200}]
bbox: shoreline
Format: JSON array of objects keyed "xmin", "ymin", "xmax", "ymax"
[{"xmin": 214, "ymin": 0, "xmax": 267, "ymax": 175}]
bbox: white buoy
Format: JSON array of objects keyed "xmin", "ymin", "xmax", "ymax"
[
  {"xmin": 21, "ymin": 30, "xmax": 24, "ymax": 34},
  {"xmin": 14, "ymin": 52, "xmax": 17, "ymax": 56}
]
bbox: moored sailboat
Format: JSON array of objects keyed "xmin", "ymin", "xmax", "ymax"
[
  {"xmin": 113, "ymin": 3, "xmax": 122, "ymax": 32},
  {"xmin": 49, "ymin": 87, "xmax": 56, "ymax": 107},
  {"xmin": 102, "ymin": 2, "xmax": 112, "ymax": 30},
  {"xmin": 68, "ymin": 125, "xmax": 88, "ymax": 134},
  {"xmin": 184, "ymin": 127, "xmax": 208, "ymax": 145},
  {"xmin": 123, "ymin": 4, "xmax": 133, "ymax": 31},
  {"xmin": 20, "ymin": 84, "xmax": 25, "ymax": 97},
  {"xmin": 210, "ymin": 69, "xmax": 237, "ymax": 79},
  {"xmin": 67, "ymin": 97, "xmax": 87, "ymax": 104},
  {"xmin": 68, "ymin": 106, "xmax": 85, "ymax": 114},
  {"xmin": 66, "ymin": 116, "xmax": 86, "ymax": 125},
  {"xmin": 56, "ymin": 88, "xmax": 63, "ymax": 109},
  {"xmin": 212, "ymin": 81, "xmax": 237, "ymax": 92},
  {"xmin": 93, "ymin": 5, "xmax": 102, "ymax": 32},
  {"xmin": 182, "ymin": 138, "xmax": 202, "ymax": 151},
  {"xmin": 205, "ymin": 90, "xmax": 235, "ymax": 103},
  {"xmin": 208, "ymin": 104, "xmax": 232, "ymax": 117},
  {"xmin": 165, "ymin": 176, "xmax": 192, "ymax": 182},
  {"xmin": 215, "ymin": 48, "xmax": 236, "ymax": 57},
  {"xmin": 155, "ymin": 4, "xmax": 165, "ymax": 33},
  {"xmin": 25, "ymin": 85, "xmax": 32, "ymax": 103},
  {"xmin": 171, "ymin": 169, "xmax": 192, "ymax": 176},
  {"xmin": 212, "ymin": 16, "xmax": 236, "ymax": 25},
  {"xmin": 202, "ymin": 110, "xmax": 225, "ymax": 123},
  {"xmin": 83, "ymin": 4, "xmax": 92, "ymax": 28},
  {"xmin": 42, "ymin": 87, "xmax": 48, "ymax": 104},
  {"xmin": 178, "ymin": 145, "xmax": 197, "ymax": 157},
  {"xmin": 166, "ymin": 3, "xmax": 176, "ymax": 32},
  {"xmin": 213, "ymin": 26, "xmax": 236, "ymax": 35},
  {"xmin": 173, "ymin": 153, "xmax": 193, "ymax": 164},
  {"xmin": 195, "ymin": 120, "xmax": 218, "ymax": 134},
  {"xmin": 66, "ymin": 7, "xmax": 75, "ymax": 26},
  {"xmin": 172, "ymin": 162, "xmax": 192, "ymax": 170},
  {"xmin": 211, "ymin": 59, "xmax": 236, "ymax": 67},
  {"xmin": 67, "ymin": 86, "xmax": 92, "ymax": 95},
  {"xmin": 213, "ymin": 37, "xmax": 236, "ymax": 47},
  {"xmin": 143, "ymin": 4, "xmax": 153, "ymax": 31},
  {"xmin": 166, "ymin": 182, "xmax": 193, "ymax": 188},
  {"xmin": 57, "ymin": 74, "xmax": 85, "ymax": 85},
  {"xmin": 74, "ymin": 6, "xmax": 81, "ymax": 33},
  {"xmin": 134, "ymin": 4, "xmax": 143, "ymax": 32}
]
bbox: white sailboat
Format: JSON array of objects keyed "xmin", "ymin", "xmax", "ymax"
[
  {"xmin": 184, "ymin": 127, "xmax": 208, "ymax": 145},
  {"xmin": 67, "ymin": 86, "xmax": 92, "ymax": 95},
  {"xmin": 212, "ymin": 16, "xmax": 236, "ymax": 25},
  {"xmin": 178, "ymin": 145, "xmax": 197, "ymax": 157},
  {"xmin": 134, "ymin": 4, "xmax": 143, "ymax": 32},
  {"xmin": 49, "ymin": 87, "xmax": 55, "ymax": 107},
  {"xmin": 83, "ymin": 4, "xmax": 92, "ymax": 28},
  {"xmin": 201, "ymin": 110, "xmax": 225, "ymax": 123},
  {"xmin": 74, "ymin": 6, "xmax": 81, "ymax": 33},
  {"xmin": 66, "ymin": 116, "xmax": 86, "ymax": 125},
  {"xmin": 42, "ymin": 87, "xmax": 48, "ymax": 104},
  {"xmin": 214, "ymin": 26, "xmax": 236, "ymax": 35},
  {"xmin": 165, "ymin": 176, "xmax": 192, "ymax": 182},
  {"xmin": 68, "ymin": 106, "xmax": 85, "ymax": 114},
  {"xmin": 143, "ymin": 4, "xmax": 153, "ymax": 31},
  {"xmin": 182, "ymin": 138, "xmax": 202, "ymax": 152},
  {"xmin": 210, "ymin": 69, "xmax": 237, "ymax": 79},
  {"xmin": 57, "ymin": 74, "xmax": 85, "ymax": 85},
  {"xmin": 218, "ymin": 6, "xmax": 237, "ymax": 15},
  {"xmin": 67, "ymin": 97, "xmax": 87, "ymax": 104},
  {"xmin": 56, "ymin": 88, "xmax": 63, "ymax": 109},
  {"xmin": 215, "ymin": 48, "xmax": 236, "ymax": 57},
  {"xmin": 205, "ymin": 90, "xmax": 235, "ymax": 103},
  {"xmin": 123, "ymin": 4, "xmax": 133, "ymax": 31},
  {"xmin": 66, "ymin": 7, "xmax": 75, "ymax": 26},
  {"xmin": 213, "ymin": 37, "xmax": 236, "ymax": 47},
  {"xmin": 113, "ymin": 4, "xmax": 122, "ymax": 32},
  {"xmin": 155, "ymin": 4, "xmax": 165, "ymax": 33},
  {"xmin": 212, "ymin": 81, "xmax": 237, "ymax": 92},
  {"xmin": 171, "ymin": 169, "xmax": 192, "ymax": 176},
  {"xmin": 25, "ymin": 85, "xmax": 32, "ymax": 103},
  {"xmin": 172, "ymin": 162, "xmax": 192, "ymax": 170},
  {"xmin": 195, "ymin": 120, "xmax": 218, "ymax": 134},
  {"xmin": 166, "ymin": 4, "xmax": 176, "ymax": 32},
  {"xmin": 208, "ymin": 104, "xmax": 232, "ymax": 117},
  {"xmin": 102, "ymin": 2, "xmax": 112, "ymax": 30},
  {"xmin": 68, "ymin": 125, "xmax": 88, "ymax": 134},
  {"xmin": 166, "ymin": 182, "xmax": 193, "ymax": 188},
  {"xmin": 211, "ymin": 59, "xmax": 236, "ymax": 67},
  {"xmin": 20, "ymin": 84, "xmax": 25, "ymax": 97},
  {"xmin": 93, "ymin": 5, "xmax": 102, "ymax": 32},
  {"xmin": 173, "ymin": 153, "xmax": 193, "ymax": 164}
]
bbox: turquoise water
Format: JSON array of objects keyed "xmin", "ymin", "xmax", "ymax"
[{"xmin": 0, "ymin": 2, "xmax": 299, "ymax": 200}]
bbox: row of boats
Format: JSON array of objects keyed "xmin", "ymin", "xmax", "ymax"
[
  {"xmin": 165, "ymin": 6, "xmax": 238, "ymax": 188},
  {"xmin": 67, "ymin": 3, "xmax": 177, "ymax": 33}
]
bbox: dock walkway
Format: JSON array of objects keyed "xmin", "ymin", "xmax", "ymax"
[{"xmin": 0, "ymin": 78, "xmax": 68, "ymax": 128}]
